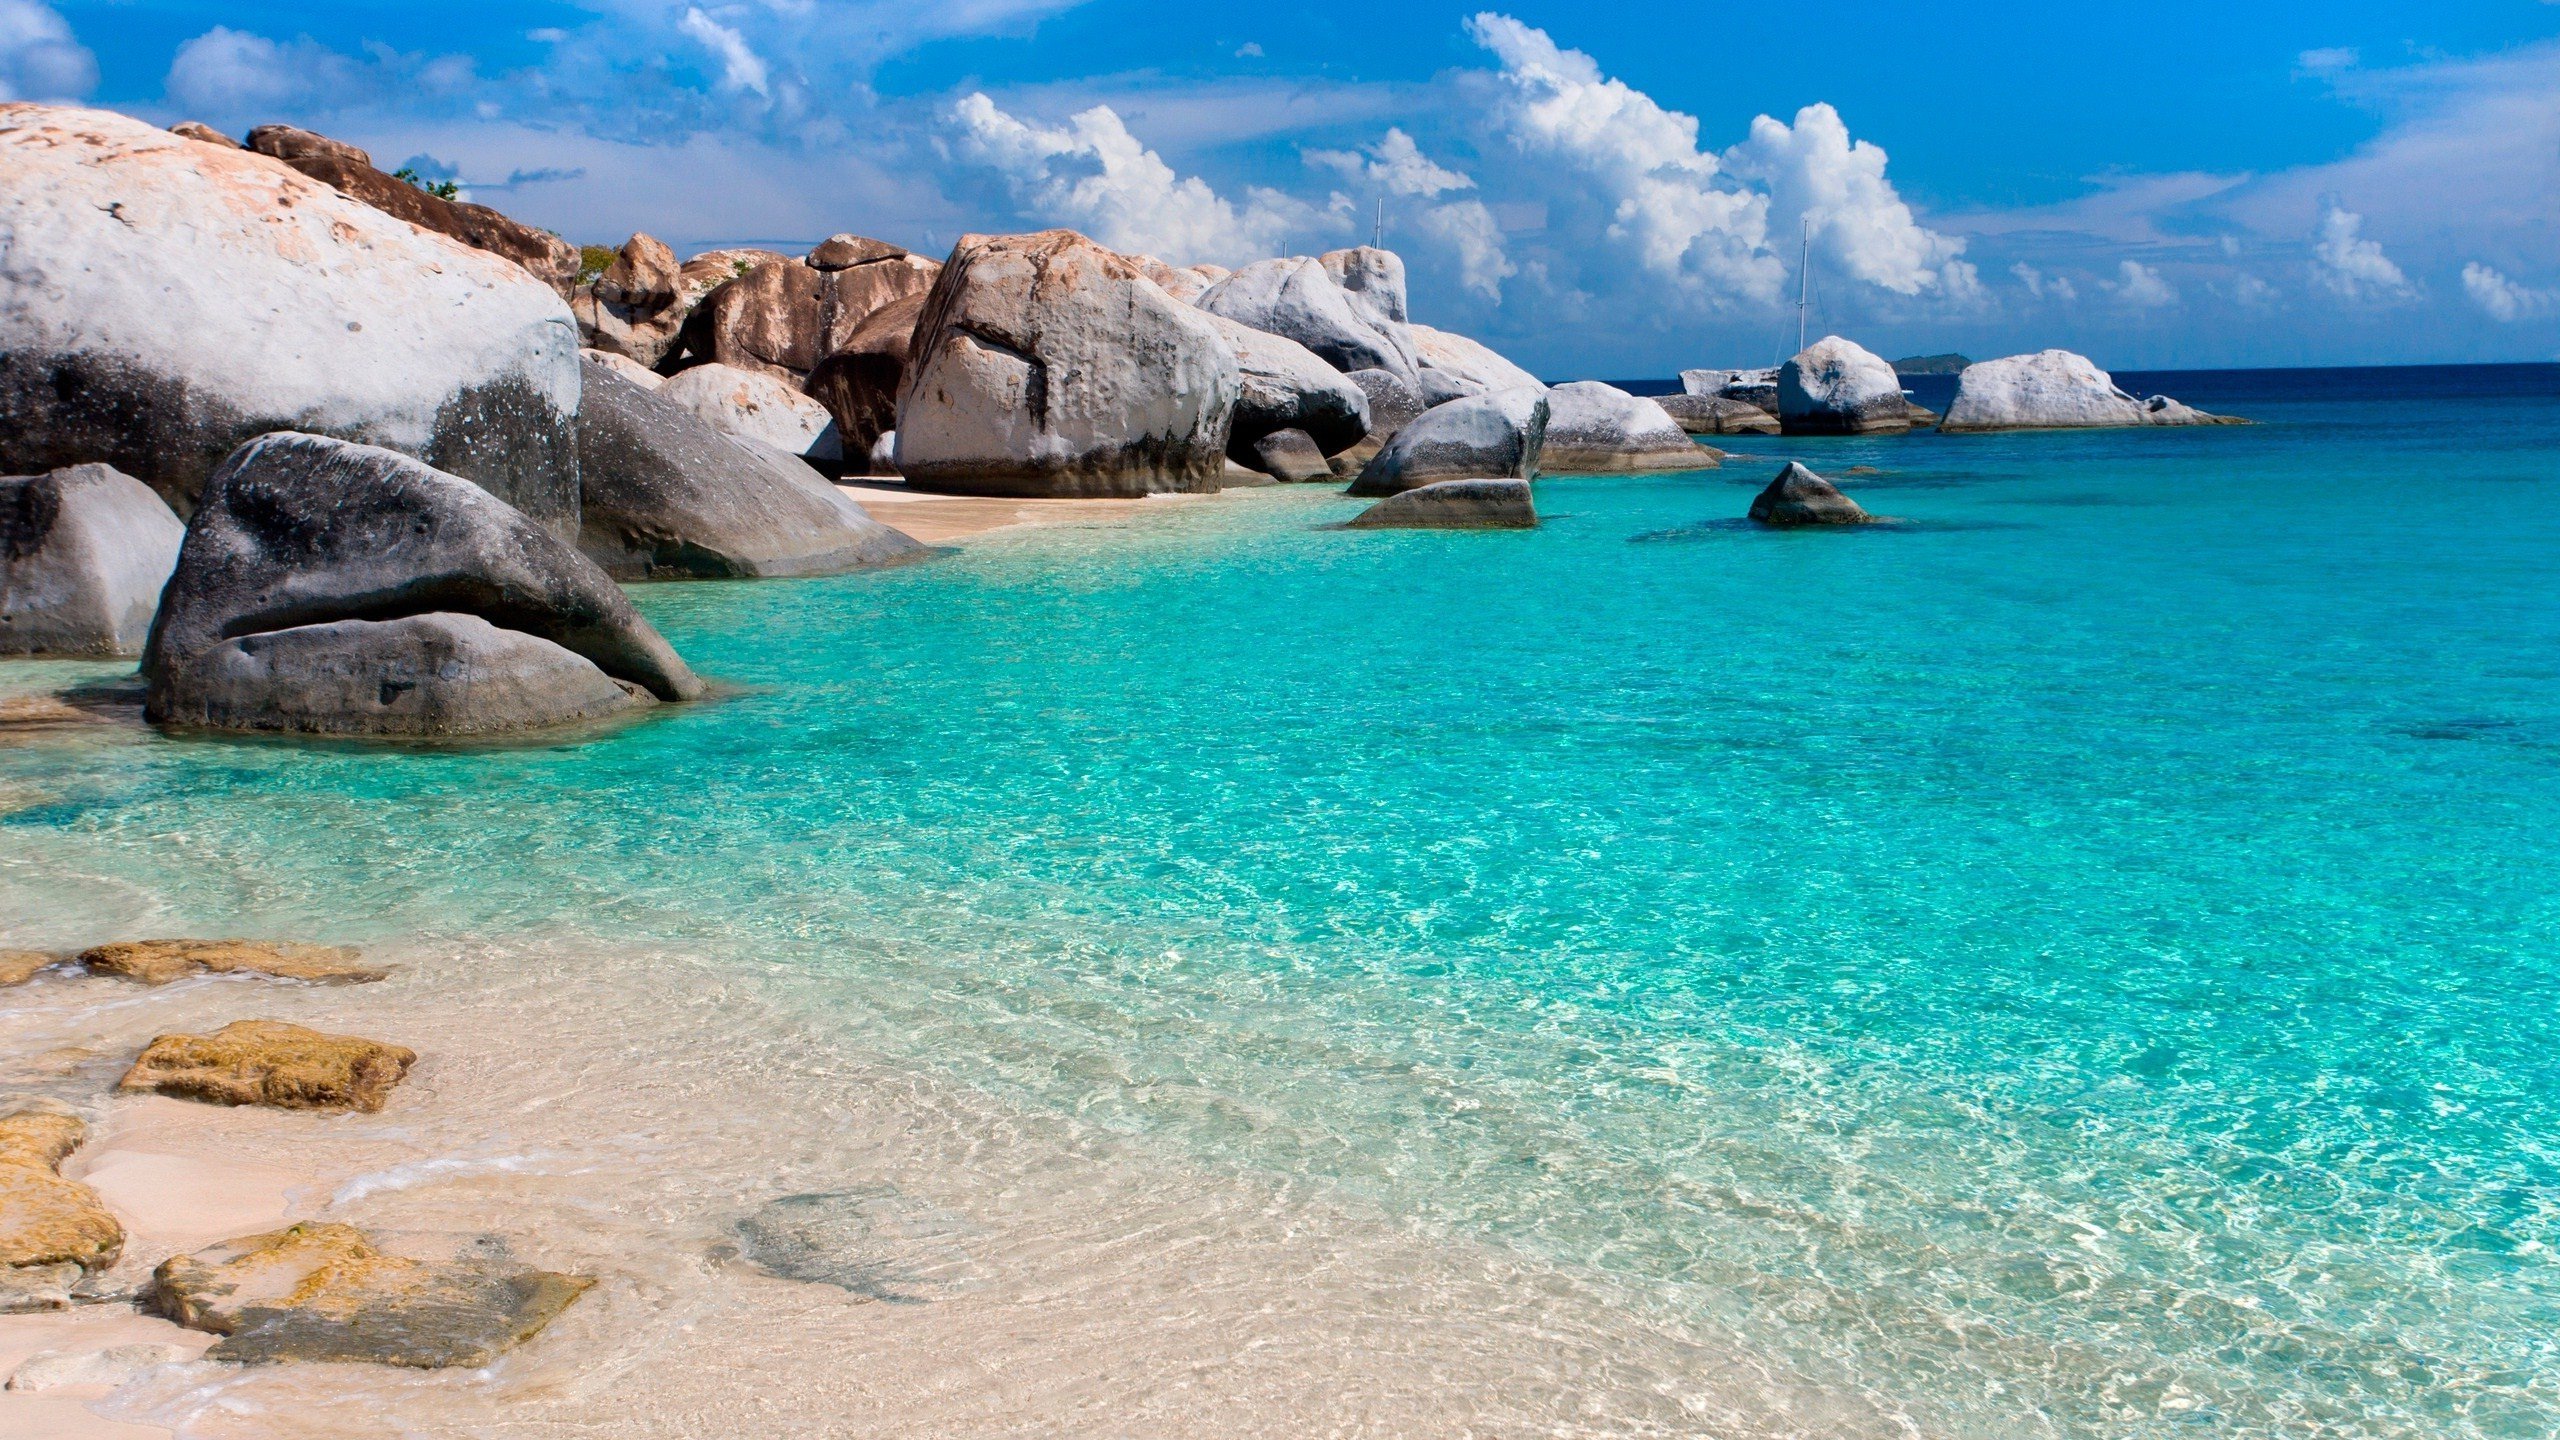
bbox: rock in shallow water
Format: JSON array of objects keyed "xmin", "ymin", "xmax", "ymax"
[
  {"xmin": 733, "ymin": 1188, "xmax": 980, "ymax": 1303},
  {"xmin": 0, "ymin": 1104, "xmax": 123, "ymax": 1294},
  {"xmin": 1540, "ymin": 382, "xmax": 1711, "ymax": 473},
  {"xmin": 0, "ymin": 463, "xmax": 186, "ymax": 658},
  {"xmin": 1653, "ymin": 394, "xmax": 1778, "ymax": 437},
  {"xmin": 1940, "ymin": 349, "xmax": 2235, "ymax": 433},
  {"xmin": 144, "ymin": 432, "xmax": 702, "ymax": 738},
  {"xmin": 78, "ymin": 939, "xmax": 384, "ymax": 986},
  {"xmin": 149, "ymin": 1223, "xmax": 592, "ymax": 1367},
  {"xmin": 6, "ymin": 1343, "xmax": 189, "ymax": 1392},
  {"xmin": 1347, "ymin": 389, "xmax": 1549, "ymax": 498},
  {"xmin": 120, "ymin": 1020, "xmax": 417, "ymax": 1113},
  {"xmin": 1778, "ymin": 337, "xmax": 1911, "ymax": 435},
  {"xmin": 1748, "ymin": 462, "xmax": 1873, "ymax": 527},
  {"xmin": 1347, "ymin": 478, "xmax": 1537, "ymax": 531}
]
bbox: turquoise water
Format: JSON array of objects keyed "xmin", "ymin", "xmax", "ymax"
[{"xmin": 7, "ymin": 371, "xmax": 2560, "ymax": 1436}]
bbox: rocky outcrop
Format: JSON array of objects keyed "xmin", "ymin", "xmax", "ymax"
[
  {"xmin": 145, "ymin": 433, "xmax": 701, "ymax": 738},
  {"xmin": 150, "ymin": 1222, "xmax": 591, "ymax": 1367},
  {"xmin": 121, "ymin": 1020, "xmax": 417, "ymax": 1112},
  {"xmin": 1346, "ymin": 389, "xmax": 1549, "ymax": 498},
  {"xmin": 670, "ymin": 243, "xmax": 938, "ymax": 383},
  {"xmin": 0, "ymin": 952, "xmax": 53, "ymax": 986},
  {"xmin": 804, "ymin": 292, "xmax": 927, "ymax": 474},
  {"xmin": 1410, "ymin": 324, "xmax": 1543, "ymax": 402},
  {"xmin": 1939, "ymin": 350, "xmax": 2237, "ymax": 433},
  {"xmin": 1327, "ymin": 369, "xmax": 1429, "ymax": 475},
  {"xmin": 1748, "ymin": 462, "xmax": 1872, "ymax": 526},
  {"xmin": 1654, "ymin": 394, "xmax": 1779, "ymax": 436},
  {"xmin": 0, "ymin": 106, "xmax": 583, "ymax": 535},
  {"xmin": 583, "ymin": 348, "xmax": 664, "ymax": 391},
  {"xmin": 576, "ymin": 357, "xmax": 923, "ymax": 579},
  {"xmin": 1684, "ymin": 367, "xmax": 1780, "ymax": 413},
  {"xmin": 896, "ymin": 230, "xmax": 1239, "ymax": 497},
  {"xmin": 244, "ymin": 125, "xmax": 581, "ymax": 295},
  {"xmin": 1347, "ymin": 478, "xmax": 1537, "ymax": 530},
  {"xmin": 1778, "ymin": 338, "xmax": 1911, "ymax": 435},
  {"xmin": 573, "ymin": 234, "xmax": 688, "ymax": 369},
  {"xmin": 655, "ymin": 363, "xmax": 843, "ymax": 469},
  {"xmin": 167, "ymin": 121, "xmax": 238, "ymax": 148},
  {"xmin": 1199, "ymin": 312, "xmax": 1371, "ymax": 475},
  {"xmin": 0, "ymin": 463, "xmax": 185, "ymax": 657},
  {"xmin": 78, "ymin": 939, "xmax": 385, "ymax": 986},
  {"xmin": 0, "ymin": 1104, "xmax": 123, "ymax": 1311},
  {"xmin": 1200, "ymin": 255, "xmax": 1420, "ymax": 383},
  {"xmin": 1540, "ymin": 382, "xmax": 1709, "ymax": 473},
  {"xmin": 1127, "ymin": 254, "xmax": 1224, "ymax": 303}
]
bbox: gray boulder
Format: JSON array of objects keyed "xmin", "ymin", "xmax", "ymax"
[
  {"xmin": 1778, "ymin": 338, "xmax": 1910, "ymax": 435},
  {"xmin": 575, "ymin": 357, "xmax": 923, "ymax": 580},
  {"xmin": 1247, "ymin": 430, "xmax": 1332, "ymax": 483},
  {"xmin": 895, "ymin": 231, "xmax": 1239, "ymax": 497},
  {"xmin": 1346, "ymin": 389, "xmax": 1549, "ymax": 498},
  {"xmin": 1540, "ymin": 382, "xmax": 1711, "ymax": 473},
  {"xmin": 1, "ymin": 464, "xmax": 185, "ymax": 657},
  {"xmin": 1654, "ymin": 394, "xmax": 1779, "ymax": 436},
  {"xmin": 1199, "ymin": 256, "xmax": 1419, "ymax": 383},
  {"xmin": 145, "ymin": 433, "xmax": 702, "ymax": 737},
  {"xmin": 0, "ymin": 106, "xmax": 583, "ymax": 536},
  {"xmin": 1940, "ymin": 350, "xmax": 2236, "ymax": 433},
  {"xmin": 1411, "ymin": 324, "xmax": 1543, "ymax": 401},
  {"xmin": 1347, "ymin": 478, "xmax": 1536, "ymax": 530},
  {"xmin": 1199, "ymin": 311, "xmax": 1371, "ymax": 472},
  {"xmin": 1748, "ymin": 463, "xmax": 1872, "ymax": 526},
  {"xmin": 654, "ymin": 363, "xmax": 844, "ymax": 471},
  {"xmin": 1326, "ymin": 369, "xmax": 1428, "ymax": 476}
]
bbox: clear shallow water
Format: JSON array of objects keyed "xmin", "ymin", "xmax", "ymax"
[{"xmin": 7, "ymin": 368, "xmax": 2560, "ymax": 1437}]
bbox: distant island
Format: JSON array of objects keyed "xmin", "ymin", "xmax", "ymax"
[{"xmin": 1891, "ymin": 354, "xmax": 1972, "ymax": 375}]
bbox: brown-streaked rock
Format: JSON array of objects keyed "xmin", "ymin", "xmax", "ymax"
[
  {"xmin": 167, "ymin": 120, "xmax": 238, "ymax": 148},
  {"xmin": 120, "ymin": 1021, "xmax": 417, "ymax": 1113},
  {"xmin": 148, "ymin": 1222, "xmax": 592, "ymax": 1367},
  {"xmin": 245, "ymin": 125, "xmax": 579, "ymax": 293},
  {"xmin": 0, "ymin": 1104, "xmax": 124, "ymax": 1293},
  {"xmin": 574, "ymin": 234, "xmax": 688, "ymax": 369},
  {"xmin": 243, "ymin": 123, "xmax": 369, "ymax": 168},
  {"xmin": 77, "ymin": 939, "xmax": 385, "ymax": 987},
  {"xmin": 804, "ymin": 292, "xmax": 927, "ymax": 473},
  {"xmin": 0, "ymin": 950, "xmax": 58, "ymax": 986}
]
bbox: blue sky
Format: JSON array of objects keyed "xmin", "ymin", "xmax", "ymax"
[{"xmin": 6, "ymin": 1, "xmax": 2556, "ymax": 375}]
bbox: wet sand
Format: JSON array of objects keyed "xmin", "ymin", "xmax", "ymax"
[{"xmin": 838, "ymin": 480, "xmax": 1253, "ymax": 545}]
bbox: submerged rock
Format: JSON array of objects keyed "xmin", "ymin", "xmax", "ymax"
[
  {"xmin": 1654, "ymin": 394, "xmax": 1779, "ymax": 436},
  {"xmin": 145, "ymin": 433, "xmax": 700, "ymax": 737},
  {"xmin": 1347, "ymin": 389, "xmax": 1549, "ymax": 498},
  {"xmin": 150, "ymin": 1222, "xmax": 591, "ymax": 1367},
  {"xmin": 0, "ymin": 106, "xmax": 583, "ymax": 534},
  {"xmin": 6, "ymin": 1343, "xmax": 189, "ymax": 1392},
  {"xmin": 1540, "ymin": 382, "xmax": 1710, "ymax": 473},
  {"xmin": 1778, "ymin": 338, "xmax": 1910, "ymax": 435},
  {"xmin": 1347, "ymin": 478, "xmax": 1537, "ymax": 531},
  {"xmin": 1748, "ymin": 462, "xmax": 1873, "ymax": 527},
  {"xmin": 654, "ymin": 363, "xmax": 844, "ymax": 470},
  {"xmin": 0, "ymin": 464, "xmax": 186, "ymax": 657},
  {"xmin": 1940, "ymin": 350, "xmax": 2236, "ymax": 433},
  {"xmin": 79, "ymin": 939, "xmax": 384, "ymax": 986},
  {"xmin": 897, "ymin": 230, "xmax": 1239, "ymax": 497},
  {"xmin": 576, "ymin": 356, "xmax": 923, "ymax": 579},
  {"xmin": 246, "ymin": 124, "xmax": 579, "ymax": 294},
  {"xmin": 121, "ymin": 1020, "xmax": 417, "ymax": 1113},
  {"xmin": 733, "ymin": 1187, "xmax": 980, "ymax": 1303},
  {"xmin": 0, "ymin": 1104, "xmax": 123, "ymax": 1301}
]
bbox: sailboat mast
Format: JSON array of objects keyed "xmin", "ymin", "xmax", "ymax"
[{"xmin": 1796, "ymin": 218, "xmax": 1810, "ymax": 355}]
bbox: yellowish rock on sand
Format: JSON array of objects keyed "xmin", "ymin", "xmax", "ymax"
[
  {"xmin": 149, "ymin": 1222, "xmax": 592, "ymax": 1367},
  {"xmin": 0, "ymin": 951, "xmax": 55, "ymax": 987},
  {"xmin": 118, "ymin": 1021, "xmax": 416, "ymax": 1113},
  {"xmin": 0, "ymin": 1106, "xmax": 125, "ymax": 1309},
  {"xmin": 77, "ymin": 940, "xmax": 386, "ymax": 987}
]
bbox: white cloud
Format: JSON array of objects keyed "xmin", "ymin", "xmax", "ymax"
[
  {"xmin": 1463, "ymin": 12, "xmax": 1781, "ymax": 305},
  {"xmin": 0, "ymin": 0, "xmax": 95, "ymax": 101},
  {"xmin": 1726, "ymin": 101, "xmax": 1973, "ymax": 298},
  {"xmin": 2296, "ymin": 47, "xmax": 2358, "ymax": 75},
  {"xmin": 945, "ymin": 92, "xmax": 1314, "ymax": 266},
  {"xmin": 2011, "ymin": 263, "xmax": 2076, "ymax": 302},
  {"xmin": 2233, "ymin": 273, "xmax": 2281, "ymax": 307},
  {"xmin": 2462, "ymin": 263, "xmax": 2558, "ymax": 322},
  {"xmin": 2310, "ymin": 202, "xmax": 2412, "ymax": 300},
  {"xmin": 166, "ymin": 27, "xmax": 354, "ymax": 115},
  {"xmin": 2108, "ymin": 260, "xmax": 2178, "ymax": 308},
  {"xmin": 679, "ymin": 8, "xmax": 770, "ymax": 97},
  {"xmin": 1306, "ymin": 127, "xmax": 1474, "ymax": 198},
  {"xmin": 1308, "ymin": 128, "xmax": 1512, "ymax": 299},
  {"xmin": 1413, "ymin": 199, "xmax": 1515, "ymax": 300}
]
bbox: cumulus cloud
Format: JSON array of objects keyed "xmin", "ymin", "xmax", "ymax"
[
  {"xmin": 945, "ymin": 93, "xmax": 1316, "ymax": 266},
  {"xmin": 1413, "ymin": 199, "xmax": 1516, "ymax": 300},
  {"xmin": 2310, "ymin": 202, "xmax": 2412, "ymax": 300},
  {"xmin": 2012, "ymin": 263, "xmax": 2077, "ymax": 303},
  {"xmin": 1306, "ymin": 127, "xmax": 1474, "ymax": 198},
  {"xmin": 166, "ymin": 27, "xmax": 355, "ymax": 115},
  {"xmin": 1463, "ymin": 12, "xmax": 1781, "ymax": 305},
  {"xmin": 2461, "ymin": 263, "xmax": 2558, "ymax": 322},
  {"xmin": 2108, "ymin": 260, "xmax": 2178, "ymax": 308},
  {"xmin": 1726, "ymin": 102, "xmax": 1974, "ymax": 298},
  {"xmin": 1308, "ymin": 128, "xmax": 1513, "ymax": 299},
  {"xmin": 2233, "ymin": 273, "xmax": 2281, "ymax": 307},
  {"xmin": 0, "ymin": 0, "xmax": 95, "ymax": 101},
  {"xmin": 679, "ymin": 8, "xmax": 769, "ymax": 97}
]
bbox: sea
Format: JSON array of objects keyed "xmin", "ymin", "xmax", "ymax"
[{"xmin": 3, "ymin": 362, "xmax": 2556, "ymax": 1437}]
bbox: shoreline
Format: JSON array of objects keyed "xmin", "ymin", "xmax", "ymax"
[{"xmin": 837, "ymin": 479, "xmax": 1256, "ymax": 546}]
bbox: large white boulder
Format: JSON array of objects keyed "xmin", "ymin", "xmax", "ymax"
[
  {"xmin": 1346, "ymin": 389, "xmax": 1549, "ymax": 498},
  {"xmin": 895, "ymin": 231, "xmax": 1240, "ymax": 497},
  {"xmin": 1411, "ymin": 325, "xmax": 1543, "ymax": 400},
  {"xmin": 0, "ymin": 105, "xmax": 584, "ymax": 535},
  {"xmin": 1777, "ymin": 337, "xmax": 1910, "ymax": 435},
  {"xmin": 1540, "ymin": 382, "xmax": 1710, "ymax": 473},
  {"xmin": 1197, "ymin": 312, "xmax": 1371, "ymax": 471},
  {"xmin": 655, "ymin": 363, "xmax": 844, "ymax": 470},
  {"xmin": 1198, "ymin": 256, "xmax": 1420, "ymax": 384},
  {"xmin": 1940, "ymin": 350, "xmax": 2230, "ymax": 433},
  {"xmin": 0, "ymin": 463, "xmax": 184, "ymax": 656}
]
